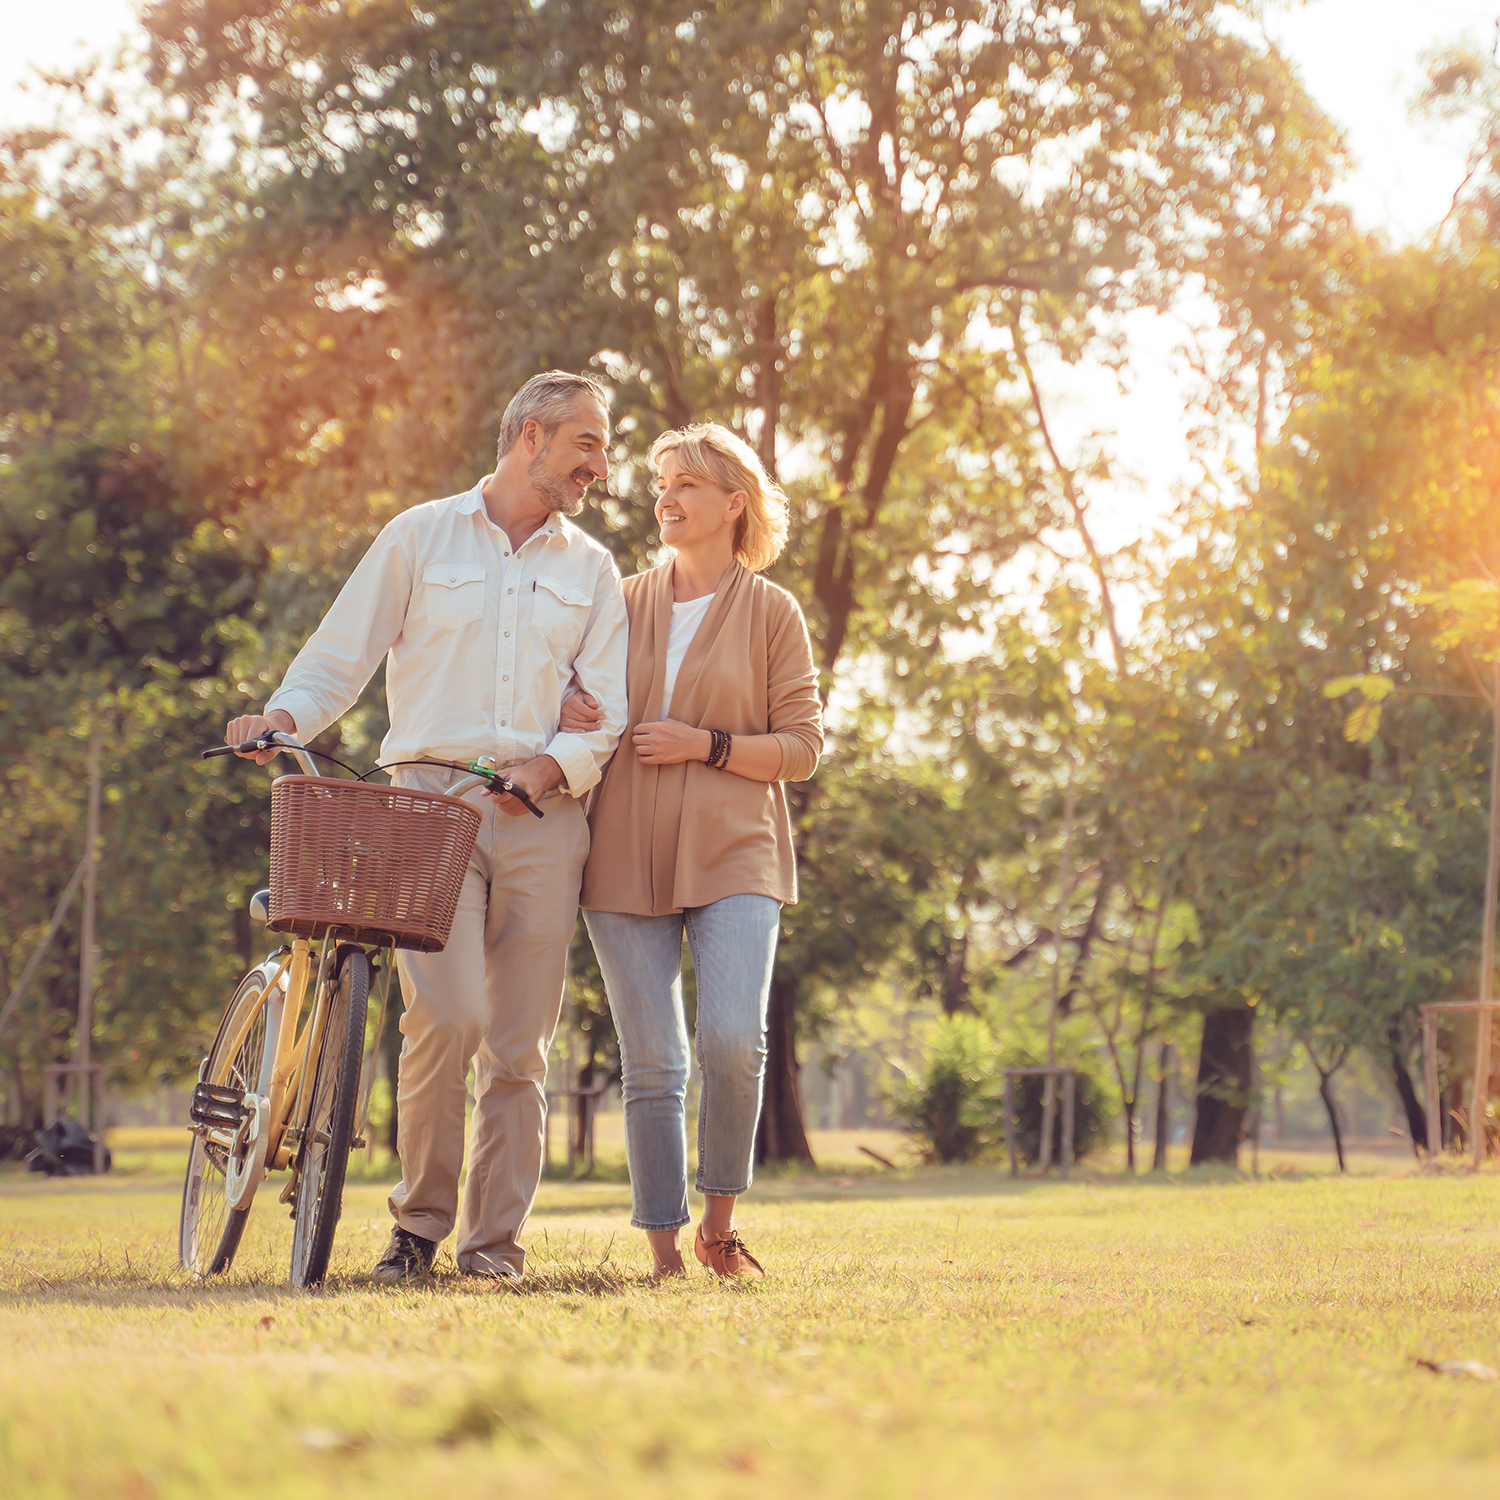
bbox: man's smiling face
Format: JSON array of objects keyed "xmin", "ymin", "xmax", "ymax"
[{"xmin": 527, "ymin": 396, "xmax": 611, "ymax": 515}]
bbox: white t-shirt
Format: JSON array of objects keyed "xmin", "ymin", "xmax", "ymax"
[{"xmin": 658, "ymin": 593, "xmax": 715, "ymax": 719}]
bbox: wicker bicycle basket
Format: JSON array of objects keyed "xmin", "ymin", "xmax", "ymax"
[{"xmin": 267, "ymin": 776, "xmax": 482, "ymax": 952}]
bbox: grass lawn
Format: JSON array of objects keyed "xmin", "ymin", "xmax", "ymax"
[{"xmin": 3, "ymin": 1132, "xmax": 1499, "ymax": 1499}]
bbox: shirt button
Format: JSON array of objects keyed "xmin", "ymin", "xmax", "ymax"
[
  {"xmin": 503, "ymin": 675, "xmax": 509, "ymax": 681},
  {"xmin": 507, "ymin": 587, "xmax": 514, "ymax": 595},
  {"xmin": 504, "ymin": 630, "xmax": 510, "ymax": 637}
]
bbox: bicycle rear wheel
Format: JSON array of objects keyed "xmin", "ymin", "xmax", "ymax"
[
  {"xmin": 180, "ymin": 965, "xmax": 277, "ymax": 1276},
  {"xmin": 288, "ymin": 946, "xmax": 370, "ymax": 1288}
]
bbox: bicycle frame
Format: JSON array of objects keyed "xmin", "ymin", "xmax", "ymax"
[{"xmin": 203, "ymin": 941, "xmax": 316, "ymax": 1169}]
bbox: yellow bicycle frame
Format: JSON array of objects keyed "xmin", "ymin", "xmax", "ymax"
[{"xmin": 209, "ymin": 937, "xmax": 338, "ymax": 1175}]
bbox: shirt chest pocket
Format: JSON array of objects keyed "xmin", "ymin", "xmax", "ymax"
[
  {"xmin": 422, "ymin": 563, "xmax": 487, "ymax": 631},
  {"xmin": 532, "ymin": 574, "xmax": 593, "ymax": 654}
]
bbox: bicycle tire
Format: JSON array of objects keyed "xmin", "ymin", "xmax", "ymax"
[
  {"xmin": 180, "ymin": 964, "xmax": 276, "ymax": 1276},
  {"xmin": 288, "ymin": 946, "xmax": 370, "ymax": 1288}
]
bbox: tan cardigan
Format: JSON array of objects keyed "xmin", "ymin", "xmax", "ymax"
[{"xmin": 579, "ymin": 560, "xmax": 824, "ymax": 916}]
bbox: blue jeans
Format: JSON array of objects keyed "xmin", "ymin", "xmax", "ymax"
[{"xmin": 584, "ymin": 896, "xmax": 779, "ymax": 1231}]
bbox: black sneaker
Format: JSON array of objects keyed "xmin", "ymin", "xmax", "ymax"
[{"xmin": 371, "ymin": 1225, "xmax": 438, "ymax": 1283}]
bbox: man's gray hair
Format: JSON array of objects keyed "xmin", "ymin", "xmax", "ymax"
[{"xmin": 496, "ymin": 371, "xmax": 612, "ymax": 458}]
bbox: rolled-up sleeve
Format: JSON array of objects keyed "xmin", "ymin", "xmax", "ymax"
[
  {"xmin": 767, "ymin": 600, "xmax": 823, "ymax": 782},
  {"xmin": 544, "ymin": 549, "xmax": 629, "ymax": 796},
  {"xmin": 265, "ymin": 524, "xmax": 413, "ymax": 742}
]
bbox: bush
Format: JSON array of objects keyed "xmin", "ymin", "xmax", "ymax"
[{"xmin": 888, "ymin": 1015, "xmax": 998, "ymax": 1163}]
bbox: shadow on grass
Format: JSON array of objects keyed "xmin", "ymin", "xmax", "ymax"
[
  {"xmin": 0, "ymin": 1260, "xmax": 648, "ymax": 1309},
  {"xmin": 0, "ymin": 1224, "xmax": 647, "ymax": 1307}
]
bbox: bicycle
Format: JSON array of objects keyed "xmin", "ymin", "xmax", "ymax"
[{"xmin": 180, "ymin": 730, "xmax": 542, "ymax": 1288}]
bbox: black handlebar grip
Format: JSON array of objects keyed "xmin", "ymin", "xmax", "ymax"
[
  {"xmin": 507, "ymin": 783, "xmax": 546, "ymax": 820},
  {"xmin": 489, "ymin": 777, "xmax": 545, "ymax": 819},
  {"xmin": 200, "ymin": 738, "xmax": 275, "ymax": 760}
]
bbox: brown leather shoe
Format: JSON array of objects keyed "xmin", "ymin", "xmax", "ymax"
[{"xmin": 694, "ymin": 1224, "xmax": 764, "ymax": 1280}]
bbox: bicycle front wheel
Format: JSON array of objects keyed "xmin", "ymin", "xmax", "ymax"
[
  {"xmin": 180, "ymin": 964, "xmax": 276, "ymax": 1276},
  {"xmin": 288, "ymin": 946, "xmax": 370, "ymax": 1288}
]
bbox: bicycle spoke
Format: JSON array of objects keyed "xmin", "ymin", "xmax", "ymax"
[{"xmin": 180, "ymin": 968, "xmax": 275, "ymax": 1277}]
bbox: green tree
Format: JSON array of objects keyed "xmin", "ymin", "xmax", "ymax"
[
  {"xmin": 132, "ymin": 0, "xmax": 1347, "ymax": 1156},
  {"xmin": 1145, "ymin": 222, "xmax": 1500, "ymax": 1164},
  {"xmin": 0, "ymin": 176, "xmax": 273, "ymax": 1127}
]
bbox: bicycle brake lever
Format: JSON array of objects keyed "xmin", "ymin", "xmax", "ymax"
[{"xmin": 467, "ymin": 760, "xmax": 546, "ymax": 818}]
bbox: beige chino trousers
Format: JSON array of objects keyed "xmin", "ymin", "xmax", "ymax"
[{"xmin": 387, "ymin": 763, "xmax": 589, "ymax": 1277}]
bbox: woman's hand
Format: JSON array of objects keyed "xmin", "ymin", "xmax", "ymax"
[
  {"xmin": 632, "ymin": 719, "xmax": 712, "ymax": 765},
  {"xmin": 559, "ymin": 690, "xmax": 605, "ymax": 734}
]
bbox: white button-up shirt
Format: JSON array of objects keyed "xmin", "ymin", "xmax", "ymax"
[{"xmin": 265, "ymin": 481, "xmax": 628, "ymax": 795}]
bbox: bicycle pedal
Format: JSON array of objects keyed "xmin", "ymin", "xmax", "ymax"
[{"xmin": 189, "ymin": 1081, "xmax": 246, "ymax": 1130}]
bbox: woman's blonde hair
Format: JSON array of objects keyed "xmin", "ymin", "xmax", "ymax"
[{"xmin": 649, "ymin": 423, "xmax": 790, "ymax": 572}]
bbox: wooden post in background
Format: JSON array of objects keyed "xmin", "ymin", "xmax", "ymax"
[
  {"xmin": 1060, "ymin": 1070, "xmax": 1076, "ymax": 1181},
  {"xmin": 75, "ymin": 735, "xmax": 104, "ymax": 1174},
  {"xmin": 1473, "ymin": 658, "xmax": 1500, "ymax": 1168},
  {"xmin": 1004, "ymin": 1073, "xmax": 1016, "ymax": 1178},
  {"xmin": 1423, "ymin": 1009, "xmax": 1440, "ymax": 1155}
]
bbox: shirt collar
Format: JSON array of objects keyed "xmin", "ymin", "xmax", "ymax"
[{"xmin": 459, "ymin": 480, "xmax": 569, "ymax": 545}]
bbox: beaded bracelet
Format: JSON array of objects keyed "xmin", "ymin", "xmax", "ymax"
[{"xmin": 706, "ymin": 728, "xmax": 733, "ymax": 769}]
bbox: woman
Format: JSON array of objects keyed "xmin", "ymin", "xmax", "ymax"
[{"xmin": 561, "ymin": 423, "xmax": 823, "ymax": 1280}]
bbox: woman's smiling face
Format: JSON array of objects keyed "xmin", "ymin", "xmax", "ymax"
[{"xmin": 654, "ymin": 451, "xmax": 746, "ymax": 551}]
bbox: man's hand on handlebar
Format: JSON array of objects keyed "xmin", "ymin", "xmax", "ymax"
[
  {"xmin": 225, "ymin": 710, "xmax": 298, "ymax": 766},
  {"xmin": 487, "ymin": 754, "xmax": 564, "ymax": 818}
]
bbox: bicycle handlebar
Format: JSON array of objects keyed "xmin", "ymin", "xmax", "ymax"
[
  {"xmin": 200, "ymin": 737, "xmax": 278, "ymax": 760},
  {"xmin": 201, "ymin": 737, "xmax": 546, "ymax": 818}
]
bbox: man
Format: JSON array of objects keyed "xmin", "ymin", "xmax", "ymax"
[{"xmin": 225, "ymin": 371, "xmax": 628, "ymax": 1282}]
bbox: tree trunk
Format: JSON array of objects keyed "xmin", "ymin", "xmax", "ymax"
[
  {"xmin": 1316, "ymin": 1068, "xmax": 1347, "ymax": 1173},
  {"xmin": 1109, "ymin": 1019, "xmax": 1136, "ymax": 1173},
  {"xmin": 940, "ymin": 927, "xmax": 972, "ymax": 1016},
  {"xmin": 755, "ymin": 974, "xmax": 814, "ymax": 1165},
  {"xmin": 1152, "ymin": 1042, "xmax": 1172, "ymax": 1172},
  {"xmin": 1189, "ymin": 1006, "xmax": 1254, "ymax": 1165},
  {"xmin": 232, "ymin": 904, "xmax": 253, "ymax": 973},
  {"xmin": 1059, "ymin": 868, "xmax": 1111, "ymax": 1016},
  {"xmin": 1386, "ymin": 1026, "xmax": 1427, "ymax": 1157}
]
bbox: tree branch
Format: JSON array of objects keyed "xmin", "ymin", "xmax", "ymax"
[{"xmin": 1007, "ymin": 306, "xmax": 1129, "ymax": 672}]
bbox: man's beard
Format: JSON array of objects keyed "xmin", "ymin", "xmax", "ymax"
[{"xmin": 528, "ymin": 446, "xmax": 588, "ymax": 516}]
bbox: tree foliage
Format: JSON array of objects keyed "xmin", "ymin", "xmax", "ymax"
[{"xmin": 14, "ymin": 0, "xmax": 1496, "ymax": 1177}]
